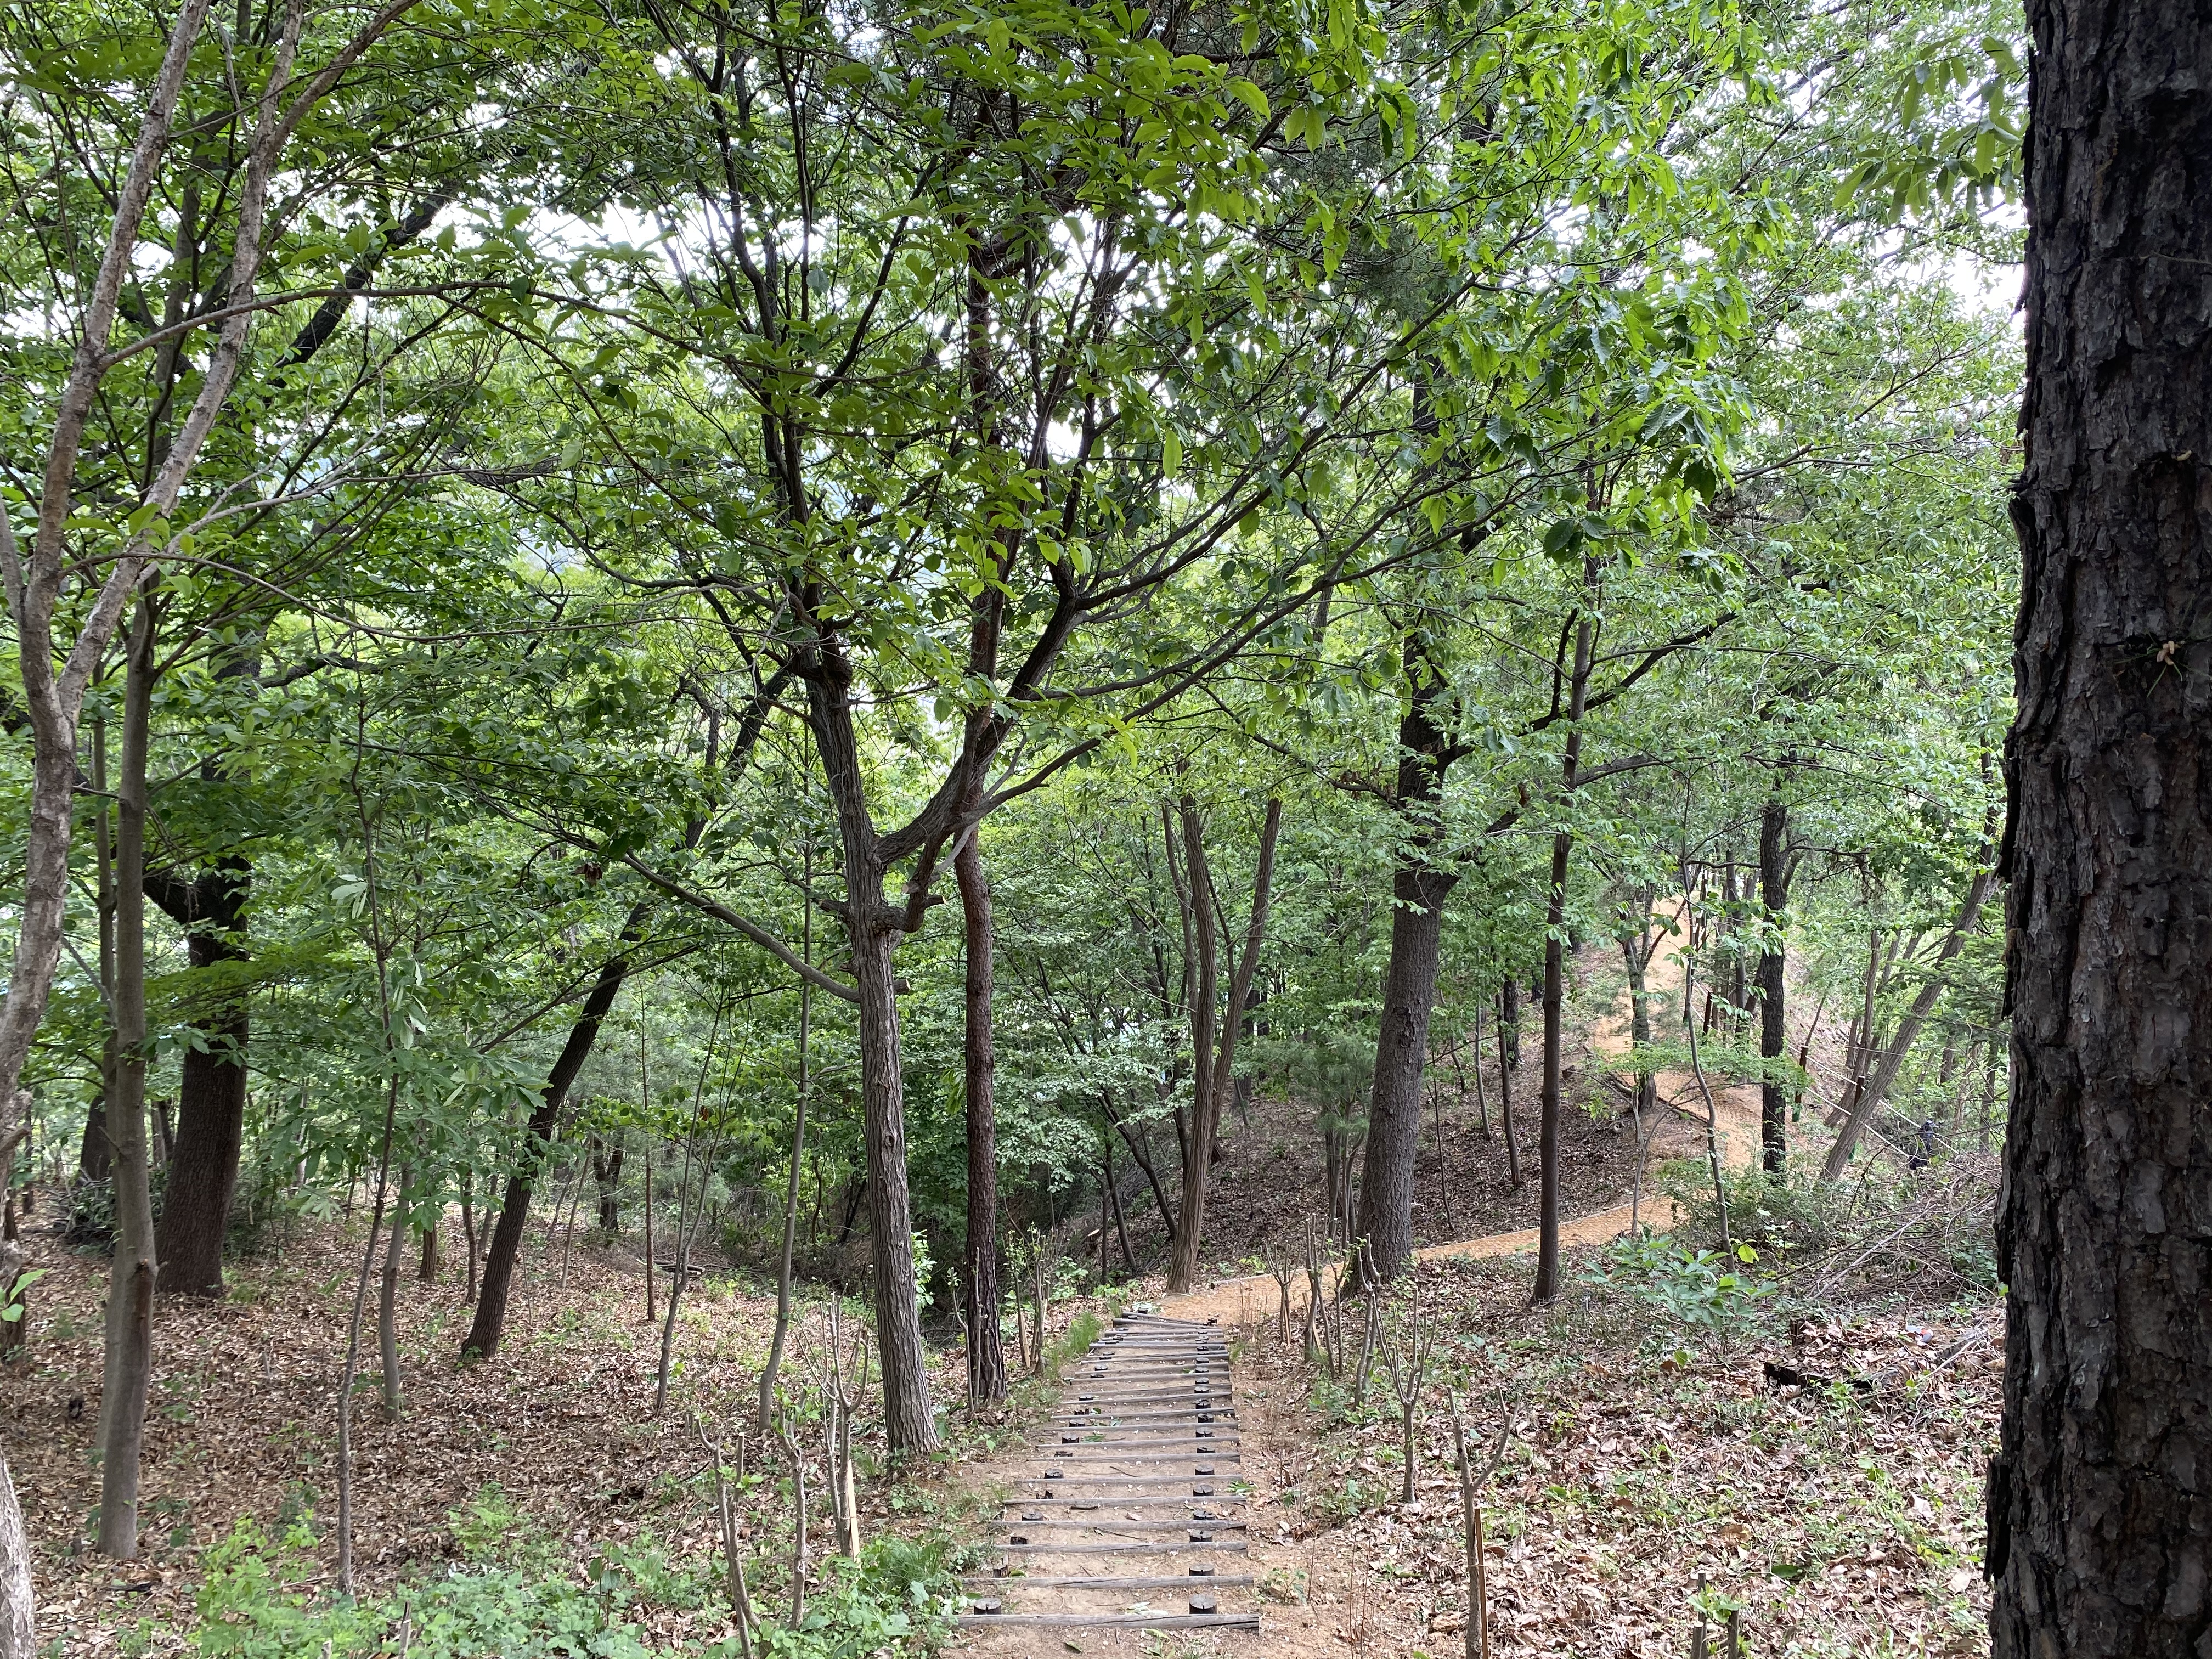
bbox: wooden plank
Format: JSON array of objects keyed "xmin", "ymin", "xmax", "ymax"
[
  {"xmin": 953, "ymin": 1612, "xmax": 1259, "ymax": 1630},
  {"xmin": 960, "ymin": 1573, "xmax": 1257, "ymax": 1590},
  {"xmin": 990, "ymin": 1547, "xmax": 1250, "ymax": 1559}
]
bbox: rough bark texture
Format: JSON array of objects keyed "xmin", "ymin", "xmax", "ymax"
[
  {"xmin": 1356, "ymin": 645, "xmax": 1458, "ymax": 1284},
  {"xmin": 460, "ymin": 905, "xmax": 646, "ymax": 1360},
  {"xmin": 808, "ymin": 663, "xmax": 937, "ymax": 1454},
  {"xmin": 148, "ymin": 859, "xmax": 249, "ymax": 1296},
  {"xmin": 956, "ymin": 819, "xmax": 1006, "ymax": 1404},
  {"xmin": 1757, "ymin": 798, "xmax": 1790, "ymax": 1174},
  {"xmin": 1991, "ymin": 3, "xmax": 2212, "ymax": 1651}
]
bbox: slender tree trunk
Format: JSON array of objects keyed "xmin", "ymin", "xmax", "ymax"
[
  {"xmin": 1993, "ymin": 9, "xmax": 2212, "ymax": 1649},
  {"xmin": 955, "ymin": 811, "xmax": 1005, "ymax": 1403},
  {"xmin": 759, "ymin": 871, "xmax": 812, "ymax": 1429},
  {"xmin": 1357, "ymin": 641, "xmax": 1459, "ymax": 1285},
  {"xmin": 1497, "ymin": 990, "xmax": 1522, "ymax": 1189},
  {"xmin": 97, "ymin": 593, "xmax": 159, "ymax": 1559},
  {"xmin": 1499, "ymin": 978, "xmax": 1521, "ymax": 1074},
  {"xmin": 461, "ymin": 902, "xmax": 647, "ymax": 1360},
  {"xmin": 1166, "ymin": 799, "xmax": 1283, "ymax": 1294},
  {"xmin": 379, "ymin": 1167, "xmax": 410, "ymax": 1418},
  {"xmin": 1757, "ymin": 797, "xmax": 1791, "ymax": 1175},
  {"xmin": 1621, "ymin": 920, "xmax": 1658, "ymax": 1122},
  {"xmin": 1822, "ymin": 865, "xmax": 1995, "ymax": 1180},
  {"xmin": 1533, "ymin": 597, "xmax": 1595, "ymax": 1305}
]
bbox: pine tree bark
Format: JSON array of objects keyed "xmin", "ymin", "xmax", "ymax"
[
  {"xmin": 1991, "ymin": 3, "xmax": 2212, "ymax": 1649},
  {"xmin": 955, "ymin": 811, "xmax": 1006, "ymax": 1404},
  {"xmin": 1356, "ymin": 641, "xmax": 1458, "ymax": 1284},
  {"xmin": 1757, "ymin": 798, "xmax": 1790, "ymax": 1174},
  {"xmin": 460, "ymin": 903, "xmax": 647, "ymax": 1360}
]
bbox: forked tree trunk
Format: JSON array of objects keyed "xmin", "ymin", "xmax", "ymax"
[
  {"xmin": 1166, "ymin": 799, "xmax": 1284, "ymax": 1294},
  {"xmin": 98, "ymin": 594, "xmax": 159, "ymax": 1559},
  {"xmin": 1356, "ymin": 642, "xmax": 1459, "ymax": 1285},
  {"xmin": 461, "ymin": 903, "xmax": 646, "ymax": 1360},
  {"xmin": 1991, "ymin": 6, "xmax": 2212, "ymax": 1649},
  {"xmin": 955, "ymin": 812, "xmax": 1005, "ymax": 1403},
  {"xmin": 1756, "ymin": 798, "xmax": 1790, "ymax": 1175}
]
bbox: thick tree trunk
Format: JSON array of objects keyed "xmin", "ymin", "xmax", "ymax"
[
  {"xmin": 97, "ymin": 595, "xmax": 159, "ymax": 1560},
  {"xmin": 1355, "ymin": 876, "xmax": 1451, "ymax": 1283},
  {"xmin": 956, "ymin": 816, "xmax": 1005, "ymax": 1404},
  {"xmin": 1166, "ymin": 800, "xmax": 1283, "ymax": 1294},
  {"xmin": 1991, "ymin": 8, "xmax": 2212, "ymax": 1648},
  {"xmin": 1356, "ymin": 642, "xmax": 1459, "ymax": 1285},
  {"xmin": 841, "ymin": 879, "xmax": 935, "ymax": 1451},
  {"xmin": 149, "ymin": 860, "xmax": 249, "ymax": 1296},
  {"xmin": 1757, "ymin": 798, "xmax": 1790, "ymax": 1175},
  {"xmin": 460, "ymin": 904, "xmax": 646, "ymax": 1360},
  {"xmin": 1532, "ymin": 600, "xmax": 1594, "ymax": 1304}
]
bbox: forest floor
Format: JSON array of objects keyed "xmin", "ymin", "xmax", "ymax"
[
  {"xmin": 2, "ymin": 917, "xmax": 1999, "ymax": 1656},
  {"xmin": 952, "ymin": 916, "xmax": 2002, "ymax": 1658}
]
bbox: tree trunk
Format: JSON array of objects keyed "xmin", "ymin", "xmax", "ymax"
[
  {"xmin": 97, "ymin": 593, "xmax": 159, "ymax": 1559},
  {"xmin": 461, "ymin": 902, "xmax": 646, "ymax": 1360},
  {"xmin": 1532, "ymin": 597, "xmax": 1594, "ymax": 1305},
  {"xmin": 1496, "ymin": 989, "xmax": 1522, "ymax": 1190},
  {"xmin": 1821, "ymin": 865, "xmax": 1994, "ymax": 1180},
  {"xmin": 1356, "ymin": 642, "xmax": 1459, "ymax": 1285},
  {"xmin": 1992, "ymin": 11, "xmax": 2212, "ymax": 1647},
  {"xmin": 148, "ymin": 859, "xmax": 249, "ymax": 1296},
  {"xmin": 590, "ymin": 1133, "xmax": 624, "ymax": 1234},
  {"xmin": 379, "ymin": 1167, "xmax": 410, "ymax": 1419},
  {"xmin": 1500, "ymin": 977, "xmax": 1521, "ymax": 1074},
  {"xmin": 956, "ymin": 812, "xmax": 1005, "ymax": 1403},
  {"xmin": 758, "ymin": 877, "xmax": 812, "ymax": 1430},
  {"xmin": 1757, "ymin": 797, "xmax": 1790, "ymax": 1175},
  {"xmin": 1166, "ymin": 799, "xmax": 1283, "ymax": 1294}
]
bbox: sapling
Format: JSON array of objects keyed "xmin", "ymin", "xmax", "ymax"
[
  {"xmin": 1448, "ymin": 1400, "xmax": 1509, "ymax": 1659},
  {"xmin": 1377, "ymin": 1277, "xmax": 1434, "ymax": 1502},
  {"xmin": 772, "ymin": 1398, "xmax": 808, "ymax": 1626},
  {"xmin": 694, "ymin": 1414, "xmax": 758, "ymax": 1658}
]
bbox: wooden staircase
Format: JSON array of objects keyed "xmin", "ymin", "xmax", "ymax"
[{"xmin": 958, "ymin": 1312, "xmax": 1261, "ymax": 1634}]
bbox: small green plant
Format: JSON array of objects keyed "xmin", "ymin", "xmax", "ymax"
[{"xmin": 1588, "ymin": 1231, "xmax": 1773, "ymax": 1341}]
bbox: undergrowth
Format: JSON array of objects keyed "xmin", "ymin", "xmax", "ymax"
[{"xmin": 176, "ymin": 1481, "xmax": 958, "ymax": 1658}]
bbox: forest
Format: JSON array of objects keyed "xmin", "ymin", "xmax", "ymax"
[{"xmin": 0, "ymin": 0, "xmax": 2203, "ymax": 1655}]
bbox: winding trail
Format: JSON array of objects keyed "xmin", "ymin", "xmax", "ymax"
[{"xmin": 1159, "ymin": 902, "xmax": 1767, "ymax": 1327}]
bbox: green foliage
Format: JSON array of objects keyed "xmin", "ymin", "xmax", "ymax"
[
  {"xmin": 1588, "ymin": 1231, "xmax": 1773, "ymax": 1341},
  {"xmin": 186, "ymin": 1491, "xmax": 956, "ymax": 1658}
]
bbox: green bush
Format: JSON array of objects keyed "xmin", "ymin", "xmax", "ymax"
[{"xmin": 1586, "ymin": 1230, "xmax": 1772, "ymax": 1341}]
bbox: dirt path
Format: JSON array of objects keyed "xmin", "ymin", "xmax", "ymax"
[{"xmin": 1159, "ymin": 900, "xmax": 1764, "ymax": 1328}]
